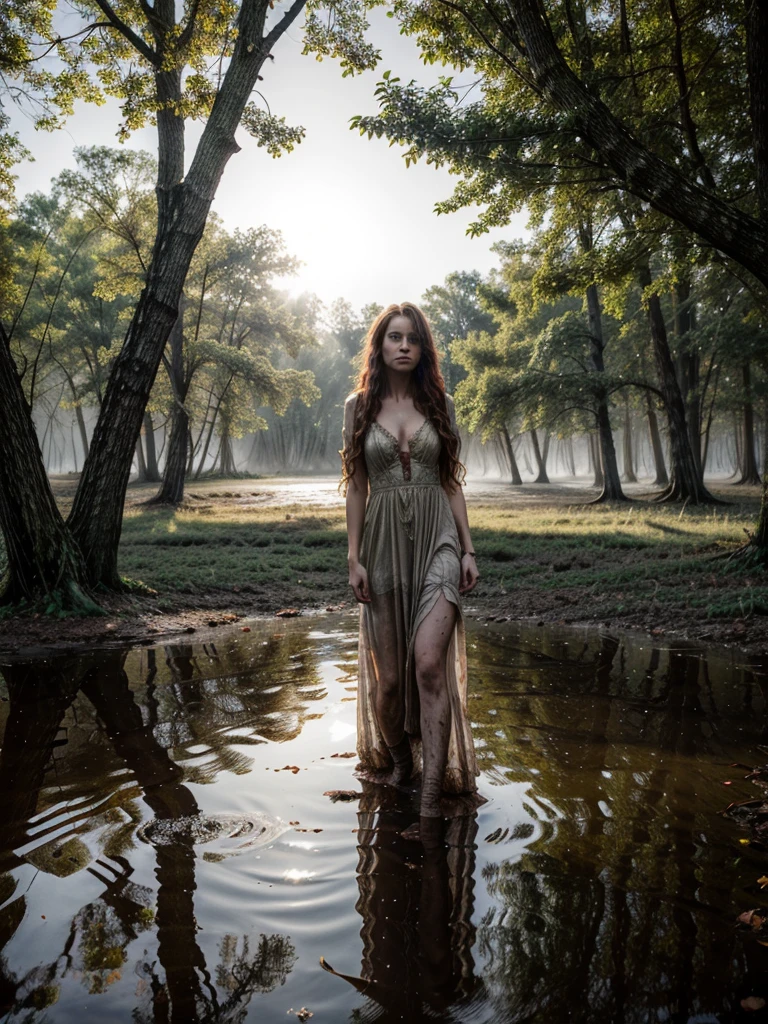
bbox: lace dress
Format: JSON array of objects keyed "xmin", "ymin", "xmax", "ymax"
[{"xmin": 344, "ymin": 393, "xmax": 479, "ymax": 795}]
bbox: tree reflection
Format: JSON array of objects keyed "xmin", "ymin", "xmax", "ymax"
[
  {"xmin": 0, "ymin": 630, "xmax": 319, "ymax": 1021},
  {"xmin": 469, "ymin": 628, "xmax": 762, "ymax": 1021}
]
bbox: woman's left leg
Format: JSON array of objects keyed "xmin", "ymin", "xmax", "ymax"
[{"xmin": 413, "ymin": 593, "xmax": 457, "ymax": 818}]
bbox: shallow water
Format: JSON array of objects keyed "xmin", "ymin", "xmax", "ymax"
[{"xmin": 1, "ymin": 617, "xmax": 767, "ymax": 1023}]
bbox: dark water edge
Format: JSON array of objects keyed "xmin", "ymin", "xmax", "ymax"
[{"xmin": 0, "ymin": 615, "xmax": 767, "ymax": 1023}]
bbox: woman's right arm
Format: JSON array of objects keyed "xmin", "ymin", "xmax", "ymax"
[{"xmin": 344, "ymin": 395, "xmax": 371, "ymax": 603}]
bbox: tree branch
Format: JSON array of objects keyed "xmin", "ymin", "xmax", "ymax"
[{"xmin": 90, "ymin": 0, "xmax": 157, "ymax": 65}]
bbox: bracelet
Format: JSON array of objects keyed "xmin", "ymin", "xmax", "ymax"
[{"xmin": 461, "ymin": 549, "xmax": 476, "ymax": 558}]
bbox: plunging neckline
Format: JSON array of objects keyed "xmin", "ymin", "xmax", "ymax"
[{"xmin": 373, "ymin": 418, "xmax": 429, "ymax": 452}]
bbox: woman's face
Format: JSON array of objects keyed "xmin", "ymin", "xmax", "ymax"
[{"xmin": 380, "ymin": 314, "xmax": 422, "ymax": 374}]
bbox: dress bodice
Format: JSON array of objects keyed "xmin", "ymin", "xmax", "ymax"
[{"xmin": 364, "ymin": 419, "xmax": 441, "ymax": 491}]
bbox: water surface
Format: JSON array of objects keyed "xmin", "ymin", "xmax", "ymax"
[{"xmin": 1, "ymin": 617, "xmax": 766, "ymax": 1023}]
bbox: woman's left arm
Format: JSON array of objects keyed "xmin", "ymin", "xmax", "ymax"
[
  {"xmin": 445, "ymin": 394, "xmax": 479, "ymax": 594},
  {"xmin": 447, "ymin": 484, "xmax": 479, "ymax": 594}
]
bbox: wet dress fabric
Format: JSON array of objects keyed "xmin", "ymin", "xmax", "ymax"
[{"xmin": 345, "ymin": 394, "xmax": 479, "ymax": 795}]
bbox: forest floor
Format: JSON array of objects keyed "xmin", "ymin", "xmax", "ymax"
[{"xmin": 1, "ymin": 474, "xmax": 767, "ymax": 656}]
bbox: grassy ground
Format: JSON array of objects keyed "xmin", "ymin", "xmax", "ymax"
[{"xmin": 2, "ymin": 475, "xmax": 766, "ymax": 652}]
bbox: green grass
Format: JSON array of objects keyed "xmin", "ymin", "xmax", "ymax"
[{"xmin": 3, "ymin": 478, "xmax": 763, "ymax": 631}]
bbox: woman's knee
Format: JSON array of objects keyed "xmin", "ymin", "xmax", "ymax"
[{"xmin": 415, "ymin": 654, "xmax": 445, "ymax": 695}]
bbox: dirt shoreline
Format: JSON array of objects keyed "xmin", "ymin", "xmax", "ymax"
[
  {"xmin": 0, "ymin": 588, "xmax": 765, "ymax": 660},
  {"xmin": 2, "ymin": 475, "xmax": 766, "ymax": 659}
]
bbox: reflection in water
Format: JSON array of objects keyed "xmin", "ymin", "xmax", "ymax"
[
  {"xmin": 323, "ymin": 784, "xmax": 480, "ymax": 1022},
  {"xmin": 0, "ymin": 630, "xmax": 321, "ymax": 1021},
  {"xmin": 0, "ymin": 619, "xmax": 767, "ymax": 1022}
]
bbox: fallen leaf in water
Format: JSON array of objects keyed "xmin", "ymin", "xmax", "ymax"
[
  {"xmin": 742, "ymin": 996, "xmax": 767, "ymax": 1010},
  {"xmin": 276, "ymin": 608, "xmax": 300, "ymax": 618},
  {"xmin": 323, "ymin": 790, "xmax": 362, "ymax": 802},
  {"xmin": 274, "ymin": 765, "xmax": 300, "ymax": 774},
  {"xmin": 724, "ymin": 781, "xmax": 733, "ymax": 786},
  {"xmin": 738, "ymin": 910, "xmax": 767, "ymax": 930},
  {"xmin": 331, "ymin": 752, "xmax": 356, "ymax": 759},
  {"xmin": 288, "ymin": 1008, "xmax": 313, "ymax": 1022},
  {"xmin": 290, "ymin": 821, "xmax": 300, "ymax": 826},
  {"xmin": 741, "ymin": 839, "xmax": 752, "ymax": 845},
  {"xmin": 758, "ymin": 876, "xmax": 768, "ymax": 888},
  {"xmin": 241, "ymin": 626, "xmax": 251, "ymax": 632}
]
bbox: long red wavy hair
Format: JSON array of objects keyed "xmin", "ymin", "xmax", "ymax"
[{"xmin": 340, "ymin": 302, "xmax": 465, "ymax": 493}]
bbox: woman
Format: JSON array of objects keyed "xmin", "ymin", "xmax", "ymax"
[{"xmin": 341, "ymin": 302, "xmax": 481, "ymax": 831}]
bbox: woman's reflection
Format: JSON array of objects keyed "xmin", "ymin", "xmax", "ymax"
[{"xmin": 323, "ymin": 783, "xmax": 480, "ymax": 1022}]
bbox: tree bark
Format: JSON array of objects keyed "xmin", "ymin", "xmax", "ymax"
[
  {"xmin": 637, "ymin": 264, "xmax": 717, "ymax": 503},
  {"xmin": 531, "ymin": 429, "xmax": 550, "ymax": 483},
  {"xmin": 65, "ymin": 0, "xmax": 307, "ymax": 587},
  {"xmin": 585, "ymin": 282, "xmax": 626, "ymax": 501},
  {"xmin": 500, "ymin": 425, "xmax": 523, "ymax": 484},
  {"xmin": 143, "ymin": 412, "xmax": 161, "ymax": 482},
  {"xmin": 646, "ymin": 394, "xmax": 669, "ymax": 487},
  {"xmin": 149, "ymin": 314, "xmax": 189, "ymax": 505},
  {"xmin": 505, "ymin": 0, "xmax": 768, "ymax": 286},
  {"xmin": 590, "ymin": 432, "xmax": 604, "ymax": 488},
  {"xmin": 738, "ymin": 362, "xmax": 762, "ymax": 485},
  {"xmin": 135, "ymin": 434, "xmax": 148, "ymax": 482},
  {"xmin": 622, "ymin": 400, "xmax": 637, "ymax": 483},
  {"xmin": 674, "ymin": 279, "xmax": 702, "ymax": 474},
  {"xmin": 0, "ymin": 324, "xmax": 99, "ymax": 611}
]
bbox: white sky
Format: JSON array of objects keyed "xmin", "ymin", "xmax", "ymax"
[{"xmin": 10, "ymin": 9, "xmax": 529, "ymax": 311}]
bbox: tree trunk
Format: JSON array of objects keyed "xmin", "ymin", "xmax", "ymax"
[
  {"xmin": 148, "ymin": 315, "xmax": 188, "ymax": 506},
  {"xmin": 584, "ymin": 282, "xmax": 626, "ymax": 501},
  {"xmin": 0, "ymin": 324, "xmax": 99, "ymax": 611},
  {"xmin": 143, "ymin": 412, "xmax": 161, "ymax": 482},
  {"xmin": 74, "ymin": 403, "xmax": 89, "ymax": 463},
  {"xmin": 217, "ymin": 426, "xmax": 237, "ymax": 477},
  {"xmin": 674, "ymin": 278, "xmax": 702, "ymax": 474},
  {"xmin": 738, "ymin": 362, "xmax": 762, "ymax": 485},
  {"xmin": 646, "ymin": 394, "xmax": 669, "ymax": 487},
  {"xmin": 622, "ymin": 400, "xmax": 637, "ymax": 483},
  {"xmin": 531, "ymin": 429, "xmax": 550, "ymax": 483},
  {"xmin": 135, "ymin": 434, "xmax": 148, "ymax": 482},
  {"xmin": 64, "ymin": 0, "xmax": 307, "ymax": 588},
  {"xmin": 500, "ymin": 425, "xmax": 523, "ymax": 484},
  {"xmin": 637, "ymin": 264, "xmax": 717, "ymax": 503},
  {"xmin": 590, "ymin": 432, "xmax": 604, "ymax": 488},
  {"xmin": 733, "ymin": 413, "xmax": 743, "ymax": 478}
]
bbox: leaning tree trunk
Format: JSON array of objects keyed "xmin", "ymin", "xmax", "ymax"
[
  {"xmin": 738, "ymin": 363, "xmax": 762, "ymax": 485},
  {"xmin": 530, "ymin": 429, "xmax": 550, "ymax": 483},
  {"xmin": 500, "ymin": 425, "xmax": 523, "ymax": 485},
  {"xmin": 505, "ymin": 0, "xmax": 768, "ymax": 286},
  {"xmin": 646, "ymin": 394, "xmax": 669, "ymax": 487},
  {"xmin": 0, "ymin": 324, "xmax": 100, "ymax": 611},
  {"xmin": 584, "ymin": 282, "xmax": 626, "ymax": 502},
  {"xmin": 638, "ymin": 265, "xmax": 717, "ymax": 503},
  {"xmin": 65, "ymin": 0, "xmax": 307, "ymax": 589}
]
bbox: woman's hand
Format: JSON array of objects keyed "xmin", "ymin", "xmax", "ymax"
[
  {"xmin": 349, "ymin": 560, "xmax": 371, "ymax": 603},
  {"xmin": 459, "ymin": 553, "xmax": 479, "ymax": 594}
]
